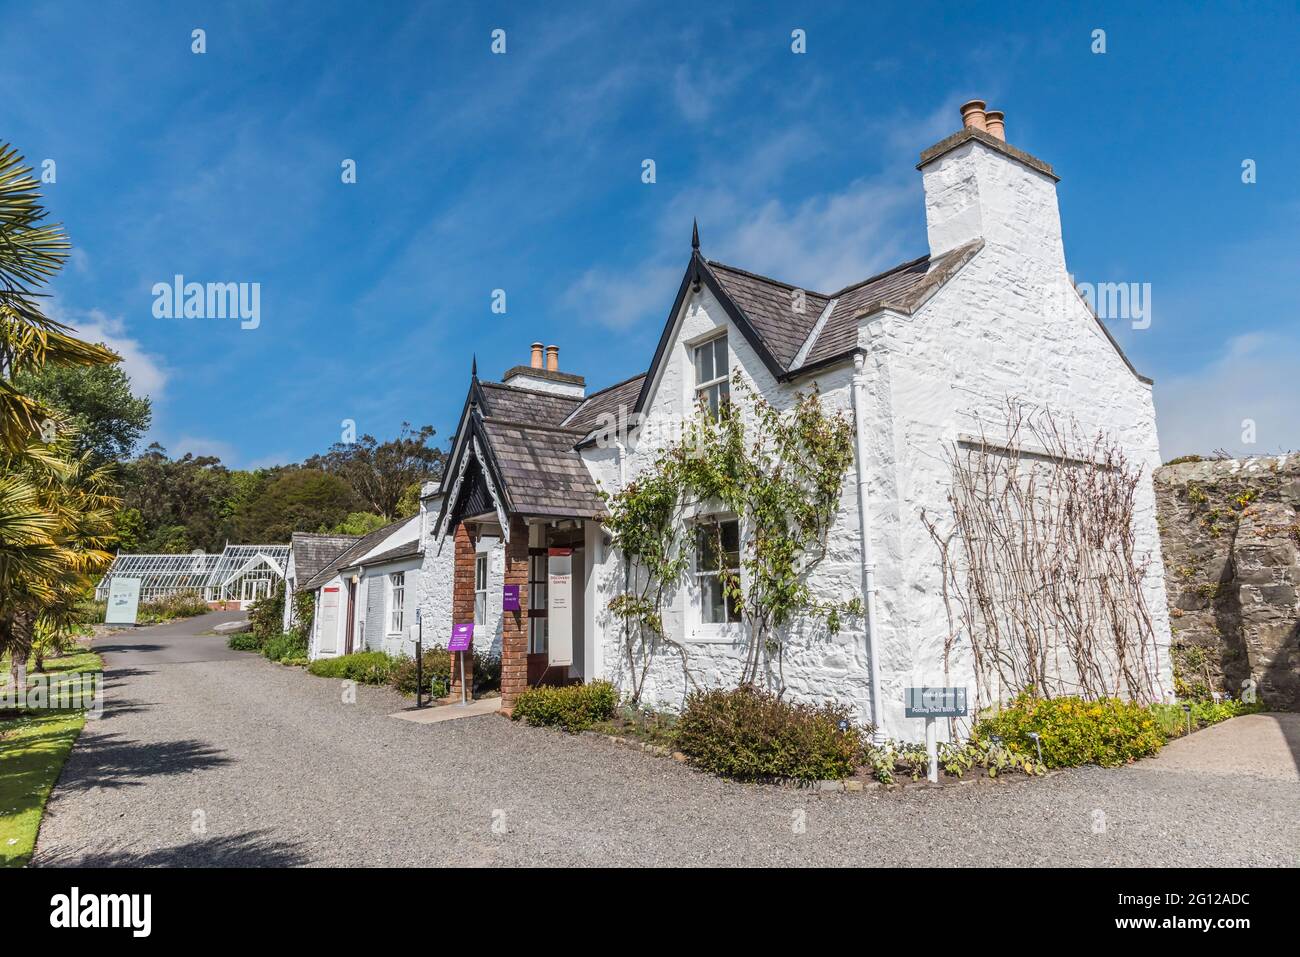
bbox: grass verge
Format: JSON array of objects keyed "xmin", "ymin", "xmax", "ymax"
[{"xmin": 0, "ymin": 647, "xmax": 102, "ymax": 867}]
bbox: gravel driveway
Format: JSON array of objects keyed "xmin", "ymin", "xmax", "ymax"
[{"xmin": 33, "ymin": 612, "xmax": 1300, "ymax": 867}]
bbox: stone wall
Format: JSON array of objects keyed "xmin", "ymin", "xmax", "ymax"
[{"xmin": 1154, "ymin": 455, "xmax": 1300, "ymax": 709}]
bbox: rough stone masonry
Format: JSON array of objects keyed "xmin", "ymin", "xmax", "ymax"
[{"xmin": 1154, "ymin": 455, "xmax": 1300, "ymax": 709}]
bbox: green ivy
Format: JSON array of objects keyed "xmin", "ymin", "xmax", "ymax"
[{"xmin": 602, "ymin": 372, "xmax": 860, "ymax": 699}]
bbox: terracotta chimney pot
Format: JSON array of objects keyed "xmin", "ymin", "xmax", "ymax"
[
  {"xmin": 545, "ymin": 345, "xmax": 559, "ymax": 372},
  {"xmin": 959, "ymin": 99, "xmax": 987, "ymax": 132},
  {"xmin": 530, "ymin": 342, "xmax": 544, "ymax": 369},
  {"xmin": 984, "ymin": 110, "xmax": 1006, "ymax": 141}
]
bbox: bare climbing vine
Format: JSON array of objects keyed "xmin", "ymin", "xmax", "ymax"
[{"xmin": 922, "ymin": 399, "xmax": 1164, "ymax": 710}]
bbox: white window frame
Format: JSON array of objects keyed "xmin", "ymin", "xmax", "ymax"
[
  {"xmin": 474, "ymin": 554, "xmax": 488, "ymax": 627},
  {"xmin": 387, "ymin": 571, "xmax": 405, "ymax": 635},
  {"xmin": 690, "ymin": 516, "xmax": 743, "ymax": 642},
  {"xmin": 692, "ymin": 333, "xmax": 730, "ymax": 417}
]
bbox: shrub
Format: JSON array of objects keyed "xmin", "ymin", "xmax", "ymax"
[
  {"xmin": 389, "ymin": 647, "xmax": 452, "ymax": 697},
  {"xmin": 306, "ymin": 651, "xmax": 396, "ymax": 685},
  {"xmin": 137, "ymin": 591, "xmax": 210, "ymax": 624},
  {"xmin": 247, "ymin": 583, "xmax": 286, "ymax": 643},
  {"xmin": 674, "ymin": 686, "xmax": 867, "ymax": 782},
  {"xmin": 226, "ymin": 630, "xmax": 263, "ymax": 651},
  {"xmin": 511, "ymin": 681, "xmax": 618, "ymax": 733},
  {"xmin": 974, "ymin": 691, "xmax": 1164, "ymax": 768},
  {"xmin": 262, "ymin": 631, "xmax": 309, "ymax": 663}
]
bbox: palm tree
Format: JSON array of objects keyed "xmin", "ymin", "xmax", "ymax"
[{"xmin": 0, "ymin": 144, "xmax": 121, "ymax": 679}]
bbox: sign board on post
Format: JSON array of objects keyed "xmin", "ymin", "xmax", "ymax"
[
  {"xmin": 502, "ymin": 584, "xmax": 520, "ymax": 612},
  {"xmin": 449, "ymin": 622, "xmax": 473, "ymax": 652},
  {"xmin": 904, "ymin": 687, "xmax": 968, "ymax": 718},
  {"xmin": 905, "ymin": 687, "xmax": 968, "ymax": 784},
  {"xmin": 105, "ymin": 578, "xmax": 142, "ymax": 626},
  {"xmin": 547, "ymin": 547, "xmax": 573, "ymax": 668}
]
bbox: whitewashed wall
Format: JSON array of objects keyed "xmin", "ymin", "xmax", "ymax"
[
  {"xmin": 860, "ymin": 137, "xmax": 1173, "ymax": 737},
  {"xmin": 579, "ymin": 134, "xmax": 1172, "ymax": 742},
  {"xmin": 583, "ymin": 285, "xmax": 873, "ymax": 725},
  {"xmin": 415, "ymin": 489, "xmax": 504, "ymax": 657}
]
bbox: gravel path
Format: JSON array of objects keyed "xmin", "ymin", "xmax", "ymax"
[{"xmin": 33, "ymin": 613, "xmax": 1300, "ymax": 867}]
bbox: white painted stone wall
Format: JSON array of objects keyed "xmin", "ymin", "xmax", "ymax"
[
  {"xmin": 583, "ymin": 285, "xmax": 872, "ymax": 726},
  {"xmin": 579, "ymin": 133, "xmax": 1172, "ymax": 742},
  {"xmin": 415, "ymin": 488, "xmax": 504, "ymax": 657}
]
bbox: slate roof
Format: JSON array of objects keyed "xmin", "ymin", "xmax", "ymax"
[
  {"xmin": 299, "ymin": 518, "xmax": 410, "ymax": 591},
  {"xmin": 289, "ymin": 533, "xmax": 361, "ymax": 586},
  {"xmin": 703, "ymin": 241, "xmax": 984, "ymax": 373},
  {"xmin": 480, "ymin": 419, "xmax": 605, "ymax": 518},
  {"xmin": 477, "ymin": 381, "xmax": 582, "ymax": 427},
  {"xmin": 708, "ymin": 263, "xmax": 832, "ymax": 369},
  {"xmin": 353, "ymin": 538, "xmax": 421, "ymax": 568},
  {"xmin": 562, "ymin": 372, "xmax": 647, "ymax": 435}
]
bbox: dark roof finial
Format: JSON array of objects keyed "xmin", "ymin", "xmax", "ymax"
[
  {"xmin": 471, "ymin": 354, "xmax": 478, "ymax": 379},
  {"xmin": 691, "ymin": 217, "xmax": 700, "ymax": 251}
]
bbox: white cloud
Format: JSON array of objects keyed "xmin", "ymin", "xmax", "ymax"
[
  {"xmin": 1155, "ymin": 332, "xmax": 1300, "ymax": 458},
  {"xmin": 48, "ymin": 299, "xmax": 168, "ymax": 400}
]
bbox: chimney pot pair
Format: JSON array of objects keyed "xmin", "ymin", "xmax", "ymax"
[
  {"xmin": 959, "ymin": 99, "xmax": 1006, "ymax": 141},
  {"xmin": 529, "ymin": 342, "xmax": 559, "ymax": 371}
]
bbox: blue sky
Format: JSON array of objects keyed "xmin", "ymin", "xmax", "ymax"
[{"xmin": 5, "ymin": 0, "xmax": 1297, "ymax": 466}]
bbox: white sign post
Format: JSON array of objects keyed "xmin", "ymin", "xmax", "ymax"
[
  {"xmin": 105, "ymin": 577, "xmax": 142, "ymax": 626},
  {"xmin": 547, "ymin": 548, "xmax": 573, "ymax": 668},
  {"xmin": 905, "ymin": 687, "xmax": 969, "ymax": 783}
]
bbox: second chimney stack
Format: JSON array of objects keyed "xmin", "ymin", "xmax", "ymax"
[
  {"xmin": 984, "ymin": 110, "xmax": 1006, "ymax": 141},
  {"xmin": 545, "ymin": 345, "xmax": 559, "ymax": 372}
]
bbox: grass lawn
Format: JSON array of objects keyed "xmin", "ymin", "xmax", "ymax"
[{"xmin": 0, "ymin": 647, "xmax": 102, "ymax": 868}]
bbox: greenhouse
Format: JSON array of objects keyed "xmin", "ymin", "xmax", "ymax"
[{"xmin": 95, "ymin": 543, "xmax": 290, "ymax": 608}]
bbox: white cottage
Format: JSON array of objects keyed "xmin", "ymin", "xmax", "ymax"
[{"xmin": 435, "ymin": 102, "xmax": 1171, "ymax": 739}]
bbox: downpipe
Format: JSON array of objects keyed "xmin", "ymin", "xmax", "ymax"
[{"xmin": 851, "ymin": 351, "xmax": 886, "ymax": 744}]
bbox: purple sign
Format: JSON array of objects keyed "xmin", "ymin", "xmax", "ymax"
[
  {"xmin": 502, "ymin": 584, "xmax": 520, "ymax": 611},
  {"xmin": 449, "ymin": 622, "xmax": 473, "ymax": 652}
]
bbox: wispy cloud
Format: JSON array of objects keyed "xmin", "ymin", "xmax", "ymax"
[
  {"xmin": 51, "ymin": 299, "xmax": 169, "ymax": 400},
  {"xmin": 1156, "ymin": 331, "xmax": 1300, "ymax": 457}
]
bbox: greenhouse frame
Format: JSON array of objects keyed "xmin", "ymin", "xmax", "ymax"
[{"xmin": 95, "ymin": 543, "xmax": 291, "ymax": 608}]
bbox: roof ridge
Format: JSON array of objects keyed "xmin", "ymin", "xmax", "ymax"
[
  {"xmin": 706, "ymin": 259, "xmax": 829, "ymax": 297},
  {"xmin": 829, "ymin": 252, "xmax": 931, "ymax": 298},
  {"xmin": 581, "ymin": 370, "xmax": 647, "ymax": 399}
]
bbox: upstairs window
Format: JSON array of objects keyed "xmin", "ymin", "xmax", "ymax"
[
  {"xmin": 388, "ymin": 571, "xmax": 405, "ymax": 634},
  {"xmin": 694, "ymin": 334, "xmax": 730, "ymax": 416},
  {"xmin": 696, "ymin": 519, "xmax": 741, "ymax": 625}
]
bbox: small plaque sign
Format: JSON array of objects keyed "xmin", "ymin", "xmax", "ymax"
[
  {"xmin": 904, "ymin": 686, "xmax": 968, "ymax": 718},
  {"xmin": 449, "ymin": 622, "xmax": 473, "ymax": 652},
  {"xmin": 502, "ymin": 584, "xmax": 520, "ymax": 611}
]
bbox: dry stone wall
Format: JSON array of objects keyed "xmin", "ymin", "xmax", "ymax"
[{"xmin": 1154, "ymin": 455, "xmax": 1300, "ymax": 709}]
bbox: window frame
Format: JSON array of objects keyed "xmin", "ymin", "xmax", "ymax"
[
  {"xmin": 692, "ymin": 333, "xmax": 730, "ymax": 417},
  {"xmin": 387, "ymin": 570, "xmax": 405, "ymax": 635},
  {"xmin": 690, "ymin": 516, "xmax": 743, "ymax": 641}
]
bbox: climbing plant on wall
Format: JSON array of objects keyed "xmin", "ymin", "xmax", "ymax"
[{"xmin": 602, "ymin": 372, "xmax": 861, "ymax": 703}]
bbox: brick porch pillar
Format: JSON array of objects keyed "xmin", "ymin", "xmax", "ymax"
[
  {"xmin": 500, "ymin": 515, "xmax": 530, "ymax": 709},
  {"xmin": 449, "ymin": 522, "xmax": 475, "ymax": 699}
]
